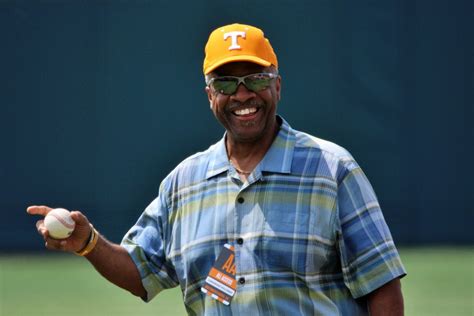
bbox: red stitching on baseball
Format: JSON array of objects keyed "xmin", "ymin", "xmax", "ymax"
[{"xmin": 50, "ymin": 213, "xmax": 75, "ymax": 229}]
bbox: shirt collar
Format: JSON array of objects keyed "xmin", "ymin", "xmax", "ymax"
[
  {"xmin": 205, "ymin": 116, "xmax": 296, "ymax": 179},
  {"xmin": 205, "ymin": 139, "xmax": 230, "ymax": 179},
  {"xmin": 259, "ymin": 116, "xmax": 295, "ymax": 174}
]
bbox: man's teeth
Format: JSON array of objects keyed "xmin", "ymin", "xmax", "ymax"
[{"xmin": 234, "ymin": 108, "xmax": 257, "ymax": 115}]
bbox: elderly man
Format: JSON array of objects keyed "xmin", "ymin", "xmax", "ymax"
[{"xmin": 28, "ymin": 23, "xmax": 406, "ymax": 315}]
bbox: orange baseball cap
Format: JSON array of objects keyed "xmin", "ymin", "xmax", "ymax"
[{"xmin": 203, "ymin": 23, "xmax": 278, "ymax": 75}]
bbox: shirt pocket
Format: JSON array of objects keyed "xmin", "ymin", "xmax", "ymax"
[{"xmin": 260, "ymin": 204, "xmax": 337, "ymax": 275}]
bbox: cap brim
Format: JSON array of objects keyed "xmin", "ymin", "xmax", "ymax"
[{"xmin": 204, "ymin": 55, "xmax": 272, "ymax": 75}]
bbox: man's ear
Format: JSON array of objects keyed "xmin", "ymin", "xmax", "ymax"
[
  {"xmin": 275, "ymin": 76, "xmax": 282, "ymax": 101},
  {"xmin": 205, "ymin": 86, "xmax": 213, "ymax": 109}
]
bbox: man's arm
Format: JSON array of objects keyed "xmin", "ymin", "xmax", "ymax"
[
  {"xmin": 367, "ymin": 278, "xmax": 404, "ymax": 316},
  {"xmin": 27, "ymin": 205, "xmax": 146, "ymax": 298},
  {"xmin": 83, "ymin": 233, "xmax": 147, "ymax": 298}
]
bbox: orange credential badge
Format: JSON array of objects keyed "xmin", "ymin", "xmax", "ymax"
[{"xmin": 201, "ymin": 244, "xmax": 237, "ymax": 305}]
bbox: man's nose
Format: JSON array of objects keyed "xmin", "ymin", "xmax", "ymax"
[{"xmin": 230, "ymin": 83, "xmax": 256, "ymax": 103}]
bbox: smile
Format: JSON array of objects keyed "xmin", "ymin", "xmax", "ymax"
[{"xmin": 233, "ymin": 107, "xmax": 258, "ymax": 116}]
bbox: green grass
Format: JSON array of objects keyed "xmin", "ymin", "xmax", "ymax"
[
  {"xmin": 0, "ymin": 254, "xmax": 186, "ymax": 316},
  {"xmin": 399, "ymin": 247, "xmax": 473, "ymax": 316},
  {"xmin": 0, "ymin": 247, "xmax": 472, "ymax": 315}
]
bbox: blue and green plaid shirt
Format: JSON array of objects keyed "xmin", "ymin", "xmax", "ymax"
[{"xmin": 122, "ymin": 116, "xmax": 406, "ymax": 315}]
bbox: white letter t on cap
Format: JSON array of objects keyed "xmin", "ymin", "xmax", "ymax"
[{"xmin": 224, "ymin": 31, "xmax": 246, "ymax": 50}]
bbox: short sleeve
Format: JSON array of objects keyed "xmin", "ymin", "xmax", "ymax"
[
  {"xmin": 335, "ymin": 162, "xmax": 406, "ymax": 298},
  {"xmin": 121, "ymin": 193, "xmax": 179, "ymax": 301}
]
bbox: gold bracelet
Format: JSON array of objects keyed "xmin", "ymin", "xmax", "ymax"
[{"xmin": 75, "ymin": 224, "xmax": 99, "ymax": 257}]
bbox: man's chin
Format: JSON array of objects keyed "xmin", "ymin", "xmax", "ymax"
[{"xmin": 230, "ymin": 131, "xmax": 265, "ymax": 144}]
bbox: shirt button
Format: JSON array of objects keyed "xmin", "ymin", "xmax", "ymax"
[
  {"xmin": 237, "ymin": 238, "xmax": 244, "ymax": 245},
  {"xmin": 239, "ymin": 277, "xmax": 245, "ymax": 284},
  {"xmin": 237, "ymin": 197, "xmax": 244, "ymax": 204}
]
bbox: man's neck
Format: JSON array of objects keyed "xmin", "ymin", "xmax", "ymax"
[{"xmin": 226, "ymin": 120, "xmax": 280, "ymax": 175}]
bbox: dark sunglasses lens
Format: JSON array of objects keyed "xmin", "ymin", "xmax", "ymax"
[
  {"xmin": 212, "ymin": 78, "xmax": 238, "ymax": 95},
  {"xmin": 245, "ymin": 74, "xmax": 273, "ymax": 92}
]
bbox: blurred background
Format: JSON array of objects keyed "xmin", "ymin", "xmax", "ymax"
[{"xmin": 0, "ymin": 0, "xmax": 472, "ymax": 315}]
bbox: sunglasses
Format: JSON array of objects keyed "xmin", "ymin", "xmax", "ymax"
[{"xmin": 207, "ymin": 73, "xmax": 278, "ymax": 95}]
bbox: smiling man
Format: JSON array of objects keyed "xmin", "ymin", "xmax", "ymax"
[
  {"xmin": 28, "ymin": 23, "xmax": 406, "ymax": 315},
  {"xmin": 205, "ymin": 61, "xmax": 281, "ymax": 181}
]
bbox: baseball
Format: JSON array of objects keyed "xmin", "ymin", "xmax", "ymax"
[{"xmin": 44, "ymin": 208, "xmax": 75, "ymax": 239}]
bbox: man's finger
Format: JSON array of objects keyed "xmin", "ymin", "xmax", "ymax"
[
  {"xmin": 36, "ymin": 220, "xmax": 49, "ymax": 238},
  {"xmin": 69, "ymin": 211, "xmax": 89, "ymax": 226},
  {"xmin": 27, "ymin": 205, "xmax": 53, "ymax": 216},
  {"xmin": 35, "ymin": 219, "xmax": 44, "ymax": 232},
  {"xmin": 45, "ymin": 237, "xmax": 66, "ymax": 250}
]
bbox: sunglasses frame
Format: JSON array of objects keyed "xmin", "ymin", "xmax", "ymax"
[{"xmin": 207, "ymin": 72, "xmax": 278, "ymax": 95}]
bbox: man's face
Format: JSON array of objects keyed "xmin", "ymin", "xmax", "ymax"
[{"xmin": 206, "ymin": 62, "xmax": 281, "ymax": 144}]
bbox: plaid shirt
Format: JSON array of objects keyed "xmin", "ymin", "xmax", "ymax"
[{"xmin": 122, "ymin": 116, "xmax": 406, "ymax": 315}]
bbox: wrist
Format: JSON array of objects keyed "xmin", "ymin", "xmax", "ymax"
[{"xmin": 75, "ymin": 224, "xmax": 99, "ymax": 256}]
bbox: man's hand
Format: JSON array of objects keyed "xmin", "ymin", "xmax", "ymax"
[
  {"xmin": 27, "ymin": 205, "xmax": 92, "ymax": 253},
  {"xmin": 367, "ymin": 278, "xmax": 404, "ymax": 315},
  {"xmin": 27, "ymin": 205, "xmax": 146, "ymax": 298}
]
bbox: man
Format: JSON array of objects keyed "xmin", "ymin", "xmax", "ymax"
[{"xmin": 28, "ymin": 23, "xmax": 406, "ymax": 315}]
